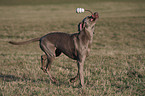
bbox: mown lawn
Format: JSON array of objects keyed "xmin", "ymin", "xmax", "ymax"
[{"xmin": 0, "ymin": 0, "xmax": 145, "ymax": 95}]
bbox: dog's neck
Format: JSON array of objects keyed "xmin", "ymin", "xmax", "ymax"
[
  {"xmin": 85, "ymin": 26, "xmax": 95, "ymax": 36},
  {"xmin": 75, "ymin": 27, "xmax": 94, "ymax": 47},
  {"xmin": 83, "ymin": 25, "xmax": 95, "ymax": 41}
]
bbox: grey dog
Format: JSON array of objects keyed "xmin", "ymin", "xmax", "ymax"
[{"xmin": 9, "ymin": 11, "xmax": 99, "ymax": 87}]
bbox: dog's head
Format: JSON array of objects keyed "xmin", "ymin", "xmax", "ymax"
[{"xmin": 78, "ymin": 12, "xmax": 99, "ymax": 32}]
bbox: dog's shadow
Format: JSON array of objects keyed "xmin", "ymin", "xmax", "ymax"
[
  {"xmin": 0, "ymin": 73, "xmax": 80, "ymax": 88},
  {"xmin": 0, "ymin": 73, "xmax": 47, "ymax": 83},
  {"xmin": 0, "ymin": 73, "xmax": 75, "ymax": 86},
  {"xmin": 0, "ymin": 74, "xmax": 23, "ymax": 82}
]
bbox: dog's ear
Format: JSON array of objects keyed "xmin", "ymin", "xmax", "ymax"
[
  {"xmin": 78, "ymin": 22, "xmax": 82, "ymax": 32},
  {"xmin": 78, "ymin": 22, "xmax": 85, "ymax": 32}
]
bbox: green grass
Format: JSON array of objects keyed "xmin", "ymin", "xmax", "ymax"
[{"xmin": 0, "ymin": 0, "xmax": 145, "ymax": 95}]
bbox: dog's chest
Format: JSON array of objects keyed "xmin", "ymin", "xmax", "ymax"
[{"xmin": 73, "ymin": 35, "xmax": 90, "ymax": 53}]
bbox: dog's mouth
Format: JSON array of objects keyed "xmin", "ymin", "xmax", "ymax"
[
  {"xmin": 90, "ymin": 12, "xmax": 99, "ymax": 21},
  {"xmin": 85, "ymin": 10, "xmax": 99, "ymax": 21}
]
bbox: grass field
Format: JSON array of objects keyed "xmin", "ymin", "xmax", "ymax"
[{"xmin": 0, "ymin": 0, "xmax": 145, "ymax": 95}]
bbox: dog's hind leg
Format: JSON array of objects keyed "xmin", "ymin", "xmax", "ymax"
[
  {"xmin": 40, "ymin": 41, "xmax": 58, "ymax": 84},
  {"xmin": 41, "ymin": 55, "xmax": 47, "ymax": 73}
]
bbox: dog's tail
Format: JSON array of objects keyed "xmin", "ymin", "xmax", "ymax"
[{"xmin": 9, "ymin": 37, "xmax": 40, "ymax": 45}]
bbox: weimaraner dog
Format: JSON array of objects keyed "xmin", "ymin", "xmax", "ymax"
[{"xmin": 9, "ymin": 10, "xmax": 99, "ymax": 87}]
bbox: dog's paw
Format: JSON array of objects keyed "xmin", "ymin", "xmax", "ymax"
[
  {"xmin": 70, "ymin": 78, "xmax": 75, "ymax": 83},
  {"xmin": 70, "ymin": 77, "xmax": 78, "ymax": 83},
  {"xmin": 41, "ymin": 67, "xmax": 47, "ymax": 73},
  {"xmin": 51, "ymin": 77, "xmax": 59, "ymax": 85}
]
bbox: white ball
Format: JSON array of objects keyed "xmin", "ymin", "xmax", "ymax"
[
  {"xmin": 81, "ymin": 8, "xmax": 84, "ymax": 12},
  {"xmin": 76, "ymin": 8, "xmax": 85, "ymax": 13}
]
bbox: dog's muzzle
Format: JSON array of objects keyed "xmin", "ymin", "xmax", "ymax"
[{"xmin": 91, "ymin": 12, "xmax": 99, "ymax": 21}]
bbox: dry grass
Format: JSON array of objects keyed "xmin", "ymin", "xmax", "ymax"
[{"xmin": 0, "ymin": 0, "xmax": 145, "ymax": 95}]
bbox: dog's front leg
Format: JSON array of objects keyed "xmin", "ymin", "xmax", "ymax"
[
  {"xmin": 70, "ymin": 55, "xmax": 86, "ymax": 87},
  {"xmin": 78, "ymin": 55, "xmax": 86, "ymax": 87},
  {"xmin": 86, "ymin": 43, "xmax": 92, "ymax": 57}
]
